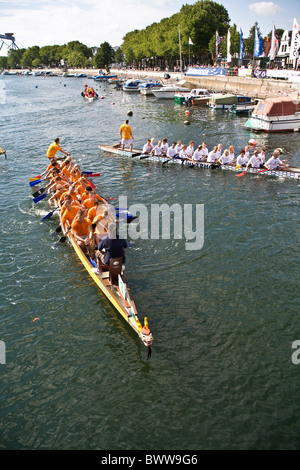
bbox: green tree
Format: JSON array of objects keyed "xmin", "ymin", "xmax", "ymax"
[
  {"xmin": 0, "ymin": 56, "xmax": 8, "ymax": 69},
  {"xmin": 114, "ymin": 47, "xmax": 124, "ymax": 64},
  {"xmin": 7, "ymin": 48, "xmax": 25, "ymax": 68},
  {"xmin": 93, "ymin": 42, "xmax": 115, "ymax": 68},
  {"xmin": 21, "ymin": 46, "xmax": 40, "ymax": 68}
]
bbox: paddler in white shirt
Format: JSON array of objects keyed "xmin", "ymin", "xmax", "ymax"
[
  {"xmin": 161, "ymin": 138, "xmax": 169, "ymax": 155},
  {"xmin": 246, "ymin": 149, "xmax": 264, "ymax": 169},
  {"xmin": 218, "ymin": 149, "xmax": 230, "ymax": 165},
  {"xmin": 207, "ymin": 146, "xmax": 218, "ymax": 163},
  {"xmin": 265, "ymin": 151, "xmax": 289, "ymax": 170},
  {"xmin": 192, "ymin": 145, "xmax": 203, "ymax": 163},
  {"xmin": 258, "ymin": 148, "xmax": 266, "ymax": 165},
  {"xmin": 236, "ymin": 149, "xmax": 249, "ymax": 167},
  {"xmin": 199, "ymin": 142, "xmax": 209, "ymax": 161},
  {"xmin": 179, "ymin": 145, "xmax": 190, "ymax": 160},
  {"xmin": 142, "ymin": 139, "xmax": 154, "ymax": 154},
  {"xmin": 151, "ymin": 140, "xmax": 164, "ymax": 156},
  {"xmin": 175, "ymin": 140, "xmax": 183, "ymax": 154},
  {"xmin": 167, "ymin": 142, "xmax": 177, "ymax": 158}
]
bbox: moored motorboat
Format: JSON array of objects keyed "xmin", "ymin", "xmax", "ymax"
[
  {"xmin": 152, "ymin": 84, "xmax": 190, "ymax": 99},
  {"xmin": 31, "ymin": 163, "xmax": 153, "ymax": 357},
  {"xmin": 98, "ymin": 143, "xmax": 300, "ymax": 180},
  {"xmin": 244, "ymin": 97, "xmax": 300, "ymax": 132},
  {"xmin": 174, "ymin": 88, "xmax": 211, "ymax": 106},
  {"xmin": 139, "ymin": 81, "xmax": 163, "ymax": 95},
  {"xmin": 209, "ymin": 93, "xmax": 253, "ymax": 109},
  {"xmin": 122, "ymin": 79, "xmax": 145, "ymax": 92}
]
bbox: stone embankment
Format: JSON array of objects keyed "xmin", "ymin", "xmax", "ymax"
[{"xmin": 5, "ymin": 67, "xmax": 300, "ymax": 99}]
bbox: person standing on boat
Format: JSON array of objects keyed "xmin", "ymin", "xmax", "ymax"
[
  {"xmin": 47, "ymin": 138, "xmax": 70, "ymax": 160},
  {"xmin": 119, "ymin": 120, "xmax": 133, "ymax": 152},
  {"xmin": 95, "ymin": 223, "xmax": 128, "ymax": 273}
]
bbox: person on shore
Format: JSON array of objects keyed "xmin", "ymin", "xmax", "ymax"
[
  {"xmin": 265, "ymin": 151, "xmax": 289, "ymax": 171},
  {"xmin": 119, "ymin": 120, "xmax": 133, "ymax": 152},
  {"xmin": 46, "ymin": 138, "xmax": 70, "ymax": 160},
  {"xmin": 94, "ymin": 223, "xmax": 127, "ymax": 274}
]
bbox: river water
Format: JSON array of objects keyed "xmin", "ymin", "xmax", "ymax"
[{"xmin": 0, "ymin": 75, "xmax": 300, "ymax": 450}]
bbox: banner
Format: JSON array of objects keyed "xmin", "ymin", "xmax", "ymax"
[
  {"xmin": 289, "ymin": 18, "xmax": 300, "ymax": 64},
  {"xmin": 189, "ymin": 37, "xmax": 194, "ymax": 45},
  {"xmin": 269, "ymin": 24, "xmax": 279, "ymax": 61},
  {"xmin": 184, "ymin": 67, "xmax": 226, "ymax": 76},
  {"xmin": 252, "ymin": 69, "xmax": 267, "ymax": 79},
  {"xmin": 227, "ymin": 28, "xmax": 231, "ymax": 63},
  {"xmin": 254, "ymin": 25, "xmax": 263, "ymax": 57},
  {"xmin": 216, "ymin": 31, "xmax": 221, "ymax": 56},
  {"xmin": 239, "ymin": 29, "xmax": 244, "ymax": 60}
]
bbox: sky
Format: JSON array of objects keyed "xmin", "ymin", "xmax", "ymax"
[{"xmin": 0, "ymin": 0, "xmax": 298, "ymax": 55}]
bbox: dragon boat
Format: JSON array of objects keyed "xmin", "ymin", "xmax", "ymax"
[
  {"xmin": 97, "ymin": 144, "xmax": 300, "ymax": 181},
  {"xmin": 30, "ymin": 168, "xmax": 153, "ymax": 358}
]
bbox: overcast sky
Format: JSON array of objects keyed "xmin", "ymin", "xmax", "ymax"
[{"xmin": 0, "ymin": 0, "xmax": 298, "ymax": 54}]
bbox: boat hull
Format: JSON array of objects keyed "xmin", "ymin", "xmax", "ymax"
[
  {"xmin": 244, "ymin": 115, "xmax": 300, "ymax": 132},
  {"xmin": 98, "ymin": 144, "xmax": 300, "ymax": 180}
]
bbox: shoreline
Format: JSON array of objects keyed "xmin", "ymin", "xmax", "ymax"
[{"xmin": 2, "ymin": 67, "xmax": 299, "ymax": 99}]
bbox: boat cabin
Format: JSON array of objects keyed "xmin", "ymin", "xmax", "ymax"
[{"xmin": 252, "ymin": 97, "xmax": 300, "ymax": 117}]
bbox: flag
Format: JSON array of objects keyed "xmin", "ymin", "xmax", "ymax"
[
  {"xmin": 239, "ymin": 28, "xmax": 244, "ymax": 60},
  {"xmin": 269, "ymin": 24, "xmax": 279, "ymax": 60},
  {"xmin": 254, "ymin": 24, "xmax": 263, "ymax": 57},
  {"xmin": 289, "ymin": 18, "xmax": 300, "ymax": 64},
  {"xmin": 227, "ymin": 28, "xmax": 231, "ymax": 63},
  {"xmin": 189, "ymin": 37, "xmax": 194, "ymax": 45},
  {"xmin": 216, "ymin": 31, "xmax": 221, "ymax": 56}
]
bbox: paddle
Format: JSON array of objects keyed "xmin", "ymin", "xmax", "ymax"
[
  {"xmin": 139, "ymin": 155, "xmax": 152, "ymax": 160},
  {"xmin": 29, "ymin": 175, "xmax": 42, "ymax": 181},
  {"xmin": 29, "ymin": 178, "xmax": 44, "ymax": 187},
  {"xmin": 81, "ymin": 172, "xmax": 100, "ymax": 177},
  {"xmin": 236, "ymin": 169, "xmax": 248, "ymax": 177},
  {"xmin": 33, "ymin": 192, "xmax": 49, "ymax": 204},
  {"xmin": 41, "ymin": 207, "xmax": 59, "ymax": 221},
  {"xmin": 32, "ymin": 187, "xmax": 47, "ymax": 198},
  {"xmin": 257, "ymin": 168, "xmax": 269, "ymax": 174},
  {"xmin": 162, "ymin": 154, "xmax": 179, "ymax": 166}
]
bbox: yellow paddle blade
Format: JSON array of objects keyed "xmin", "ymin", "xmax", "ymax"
[
  {"xmin": 29, "ymin": 176, "xmax": 41, "ymax": 181},
  {"xmin": 236, "ymin": 165, "xmax": 241, "ymax": 170}
]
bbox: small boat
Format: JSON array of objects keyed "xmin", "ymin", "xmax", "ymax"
[
  {"xmin": 244, "ymin": 97, "xmax": 300, "ymax": 132},
  {"xmin": 174, "ymin": 88, "xmax": 211, "ymax": 106},
  {"xmin": 98, "ymin": 143, "xmax": 300, "ymax": 181},
  {"xmin": 228, "ymin": 103, "xmax": 256, "ymax": 114},
  {"xmin": 76, "ymin": 73, "xmax": 87, "ymax": 78},
  {"xmin": 32, "ymin": 165, "xmax": 153, "ymax": 357},
  {"xmin": 122, "ymin": 79, "xmax": 145, "ymax": 92},
  {"xmin": 152, "ymin": 84, "xmax": 190, "ymax": 99},
  {"xmin": 209, "ymin": 94, "xmax": 253, "ymax": 109},
  {"xmin": 94, "ymin": 74, "xmax": 118, "ymax": 82},
  {"xmin": 139, "ymin": 82, "xmax": 163, "ymax": 95}
]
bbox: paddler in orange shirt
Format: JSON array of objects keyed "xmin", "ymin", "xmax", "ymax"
[{"xmin": 71, "ymin": 209, "xmax": 94, "ymax": 255}]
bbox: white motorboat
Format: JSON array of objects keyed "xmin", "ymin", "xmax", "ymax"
[
  {"xmin": 122, "ymin": 79, "xmax": 144, "ymax": 92},
  {"xmin": 139, "ymin": 81, "xmax": 163, "ymax": 95},
  {"xmin": 244, "ymin": 97, "xmax": 300, "ymax": 132},
  {"xmin": 152, "ymin": 84, "xmax": 190, "ymax": 99}
]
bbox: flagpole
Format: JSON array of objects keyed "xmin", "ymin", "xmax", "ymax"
[{"xmin": 178, "ymin": 25, "xmax": 182, "ymax": 72}]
